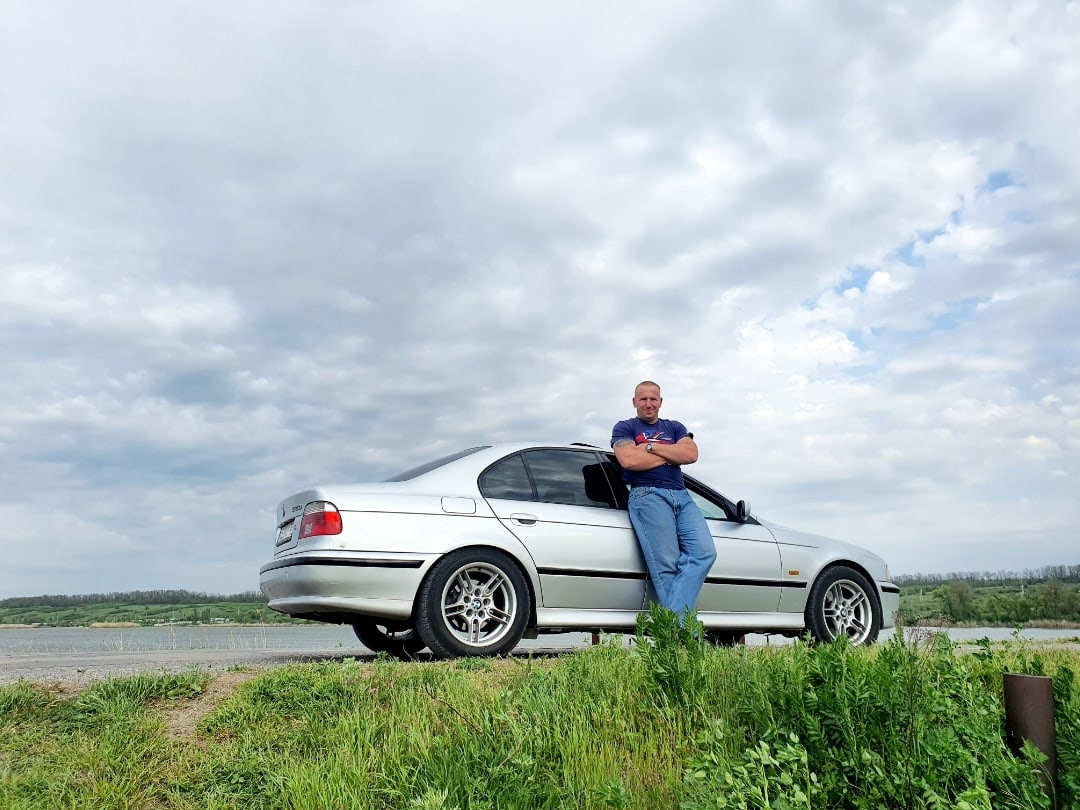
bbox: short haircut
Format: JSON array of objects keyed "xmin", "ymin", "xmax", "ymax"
[{"xmin": 635, "ymin": 380, "xmax": 661, "ymax": 396}]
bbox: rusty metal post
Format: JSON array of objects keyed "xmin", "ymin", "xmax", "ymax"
[{"xmin": 1003, "ymin": 673, "xmax": 1057, "ymax": 807}]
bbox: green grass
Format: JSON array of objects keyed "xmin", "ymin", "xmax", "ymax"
[{"xmin": 1, "ymin": 616, "xmax": 1078, "ymax": 809}]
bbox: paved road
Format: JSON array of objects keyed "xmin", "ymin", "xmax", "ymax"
[
  {"xmin": 0, "ymin": 648, "xmax": 381, "ymax": 687},
  {"xmin": 0, "ymin": 638, "xmax": 598, "ymax": 687},
  {"xmin": 5, "ymin": 632, "xmax": 1074, "ymax": 687}
]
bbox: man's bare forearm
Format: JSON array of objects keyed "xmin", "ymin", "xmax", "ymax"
[
  {"xmin": 650, "ymin": 438, "xmax": 698, "ymax": 466},
  {"xmin": 613, "ymin": 443, "xmax": 669, "ymax": 471}
]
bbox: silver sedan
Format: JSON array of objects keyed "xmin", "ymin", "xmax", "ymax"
[{"xmin": 260, "ymin": 442, "xmax": 900, "ymax": 658}]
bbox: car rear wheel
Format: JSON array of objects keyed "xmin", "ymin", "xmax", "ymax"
[
  {"xmin": 415, "ymin": 548, "xmax": 530, "ymax": 659},
  {"xmin": 352, "ymin": 620, "xmax": 427, "ymax": 659},
  {"xmin": 805, "ymin": 566, "xmax": 880, "ymax": 645}
]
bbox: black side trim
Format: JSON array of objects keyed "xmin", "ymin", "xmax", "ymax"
[
  {"xmin": 536, "ymin": 568, "xmax": 805, "ymax": 591},
  {"xmin": 880, "ymin": 583, "xmax": 901, "ymax": 594},
  {"xmin": 705, "ymin": 577, "xmax": 806, "ymax": 589},
  {"xmin": 536, "ymin": 567, "xmax": 647, "ymax": 581},
  {"xmin": 260, "ymin": 557, "xmax": 424, "ymax": 575}
]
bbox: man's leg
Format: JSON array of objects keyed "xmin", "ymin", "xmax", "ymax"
[
  {"xmin": 666, "ymin": 491, "xmax": 717, "ymax": 616},
  {"xmin": 627, "ymin": 487, "xmax": 680, "ymax": 610}
]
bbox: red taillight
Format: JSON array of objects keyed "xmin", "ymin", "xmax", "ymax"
[{"xmin": 298, "ymin": 502, "xmax": 343, "ymax": 538}]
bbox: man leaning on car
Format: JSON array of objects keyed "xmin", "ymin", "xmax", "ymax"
[{"xmin": 611, "ymin": 380, "xmax": 716, "ymax": 618}]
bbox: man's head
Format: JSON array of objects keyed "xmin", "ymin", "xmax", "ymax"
[{"xmin": 633, "ymin": 380, "xmax": 662, "ymax": 423}]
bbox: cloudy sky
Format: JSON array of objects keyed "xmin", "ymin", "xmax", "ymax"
[{"xmin": 1, "ymin": 1, "xmax": 1077, "ymax": 598}]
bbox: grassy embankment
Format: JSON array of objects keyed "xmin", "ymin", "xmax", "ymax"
[{"xmin": 2, "ymin": 609, "xmax": 1078, "ymax": 810}]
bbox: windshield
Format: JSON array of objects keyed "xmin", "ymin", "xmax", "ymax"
[{"xmin": 383, "ymin": 446, "xmax": 490, "ymax": 482}]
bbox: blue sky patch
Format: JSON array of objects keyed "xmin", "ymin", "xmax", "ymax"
[
  {"xmin": 933, "ymin": 297, "xmax": 988, "ymax": 331},
  {"xmin": 983, "ymin": 171, "xmax": 1015, "ymax": 192},
  {"xmin": 836, "ymin": 265, "xmax": 875, "ymax": 295}
]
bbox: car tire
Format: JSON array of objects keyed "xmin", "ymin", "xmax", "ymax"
[
  {"xmin": 352, "ymin": 620, "xmax": 427, "ymax": 659},
  {"xmin": 415, "ymin": 548, "xmax": 530, "ymax": 659},
  {"xmin": 805, "ymin": 565, "xmax": 881, "ymax": 645}
]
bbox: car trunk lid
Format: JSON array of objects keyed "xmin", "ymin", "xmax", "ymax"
[{"xmin": 274, "ymin": 489, "xmax": 320, "ymax": 552}]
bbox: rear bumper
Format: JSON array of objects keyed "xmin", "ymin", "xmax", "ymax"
[{"xmin": 259, "ymin": 551, "xmax": 432, "ymax": 621}]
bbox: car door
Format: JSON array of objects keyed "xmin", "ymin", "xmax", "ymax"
[
  {"xmin": 593, "ymin": 453, "xmax": 784, "ymax": 614},
  {"xmin": 480, "ymin": 448, "xmax": 647, "ymax": 611},
  {"xmin": 683, "ymin": 481, "xmax": 784, "ymax": 613}
]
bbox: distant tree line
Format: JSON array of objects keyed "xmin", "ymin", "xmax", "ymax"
[
  {"xmin": 900, "ymin": 579, "xmax": 1080, "ymax": 625},
  {"xmin": 895, "ymin": 565, "xmax": 1080, "ymax": 588},
  {"xmin": 0, "ymin": 590, "xmax": 264, "ymax": 608},
  {"xmin": 937, "ymin": 579, "xmax": 1080, "ymax": 624}
]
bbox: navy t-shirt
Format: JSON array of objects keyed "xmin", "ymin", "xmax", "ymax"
[{"xmin": 610, "ymin": 417, "xmax": 690, "ymax": 489}]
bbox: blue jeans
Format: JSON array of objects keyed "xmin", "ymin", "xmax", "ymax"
[{"xmin": 628, "ymin": 486, "xmax": 717, "ymax": 616}]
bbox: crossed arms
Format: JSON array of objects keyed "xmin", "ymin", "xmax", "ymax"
[{"xmin": 612, "ymin": 437, "xmax": 699, "ymax": 471}]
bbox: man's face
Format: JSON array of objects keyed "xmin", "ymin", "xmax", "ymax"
[{"xmin": 633, "ymin": 385, "xmax": 662, "ymax": 423}]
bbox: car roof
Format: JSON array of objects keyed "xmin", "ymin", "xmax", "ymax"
[{"xmin": 390, "ymin": 441, "xmax": 612, "ymax": 488}]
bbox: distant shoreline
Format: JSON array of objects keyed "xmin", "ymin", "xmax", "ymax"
[
  {"xmin": 942, "ymin": 620, "xmax": 1080, "ymax": 630},
  {"xmin": 0, "ymin": 622, "xmax": 300, "ymax": 630}
]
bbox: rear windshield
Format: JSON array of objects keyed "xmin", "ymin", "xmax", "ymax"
[{"xmin": 383, "ymin": 446, "xmax": 490, "ymax": 482}]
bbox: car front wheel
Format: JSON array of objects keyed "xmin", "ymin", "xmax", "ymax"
[
  {"xmin": 805, "ymin": 566, "xmax": 880, "ymax": 645},
  {"xmin": 415, "ymin": 548, "xmax": 530, "ymax": 659},
  {"xmin": 352, "ymin": 620, "xmax": 427, "ymax": 659}
]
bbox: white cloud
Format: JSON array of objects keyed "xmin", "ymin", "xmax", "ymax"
[
  {"xmin": 1, "ymin": 0, "xmax": 1078, "ymax": 597},
  {"xmin": 2, "ymin": 263, "xmax": 241, "ymax": 339},
  {"xmin": 917, "ymin": 223, "xmax": 1003, "ymax": 260}
]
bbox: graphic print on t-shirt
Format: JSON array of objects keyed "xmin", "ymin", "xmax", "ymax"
[{"xmin": 635, "ymin": 429, "xmax": 673, "ymax": 445}]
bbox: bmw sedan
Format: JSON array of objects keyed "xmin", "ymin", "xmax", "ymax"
[{"xmin": 259, "ymin": 442, "xmax": 900, "ymax": 658}]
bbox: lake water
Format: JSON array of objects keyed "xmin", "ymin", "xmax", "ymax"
[{"xmin": 0, "ymin": 624, "xmax": 1076, "ymax": 655}]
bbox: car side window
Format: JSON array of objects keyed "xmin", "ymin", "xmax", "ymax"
[
  {"xmin": 523, "ymin": 449, "xmax": 620, "ymax": 509},
  {"xmin": 603, "ymin": 451, "xmax": 735, "ymax": 519},
  {"xmin": 688, "ymin": 489, "xmax": 730, "ymax": 520},
  {"xmin": 599, "ymin": 459, "xmax": 629, "ymax": 509},
  {"xmin": 479, "ymin": 454, "xmax": 534, "ymax": 500}
]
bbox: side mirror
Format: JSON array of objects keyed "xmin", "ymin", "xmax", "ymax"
[{"xmin": 735, "ymin": 500, "xmax": 752, "ymax": 522}]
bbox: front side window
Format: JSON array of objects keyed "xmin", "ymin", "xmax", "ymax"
[
  {"xmin": 687, "ymin": 488, "xmax": 730, "ymax": 520},
  {"xmin": 601, "ymin": 452, "xmax": 732, "ymax": 517}
]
